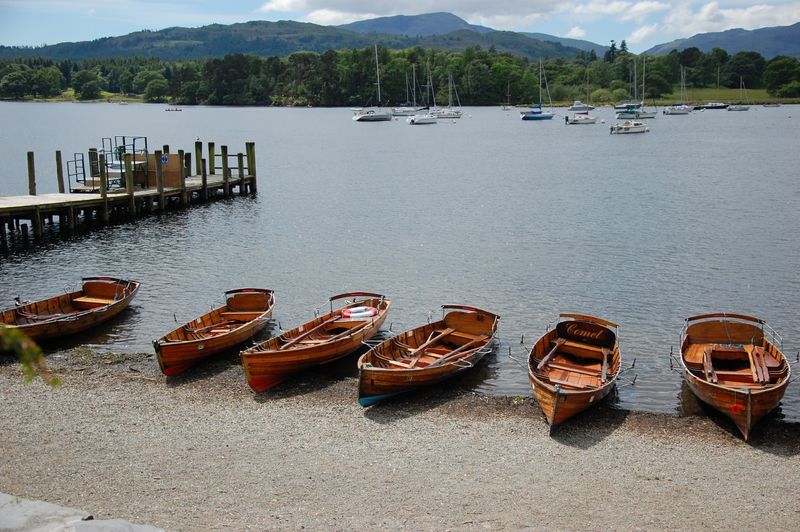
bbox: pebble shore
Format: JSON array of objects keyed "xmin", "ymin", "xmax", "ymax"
[{"xmin": 1, "ymin": 350, "xmax": 799, "ymax": 530}]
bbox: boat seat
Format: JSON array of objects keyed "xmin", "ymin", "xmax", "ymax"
[
  {"xmin": 544, "ymin": 375, "xmax": 593, "ymax": 390},
  {"xmin": 546, "ymin": 362, "xmax": 601, "ymax": 377},
  {"xmin": 387, "ymin": 359, "xmax": 412, "ymax": 368},
  {"xmin": 220, "ymin": 311, "xmax": 263, "ymax": 321},
  {"xmin": 72, "ymin": 296, "xmax": 115, "ymax": 309}
]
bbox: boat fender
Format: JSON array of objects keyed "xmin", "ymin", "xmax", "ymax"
[{"xmin": 343, "ymin": 306, "xmax": 378, "ymax": 319}]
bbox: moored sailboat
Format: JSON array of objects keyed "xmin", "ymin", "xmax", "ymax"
[{"xmin": 353, "ymin": 45, "xmax": 392, "ymax": 122}]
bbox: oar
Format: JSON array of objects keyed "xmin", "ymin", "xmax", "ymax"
[
  {"xmin": 537, "ymin": 338, "xmax": 566, "ymax": 370},
  {"xmin": 407, "ymin": 328, "xmax": 455, "ymax": 368},
  {"xmin": 279, "ymin": 314, "xmax": 341, "ymax": 350},
  {"xmin": 426, "ymin": 335, "xmax": 489, "ymax": 368}
]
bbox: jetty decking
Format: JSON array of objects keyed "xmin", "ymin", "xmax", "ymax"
[{"xmin": 0, "ymin": 140, "xmax": 258, "ymax": 251}]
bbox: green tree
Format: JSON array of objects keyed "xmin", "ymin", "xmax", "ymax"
[
  {"xmin": 31, "ymin": 66, "xmax": 65, "ymax": 97},
  {"xmin": 144, "ymin": 78, "xmax": 169, "ymax": 102},
  {"xmin": 72, "ymin": 69, "xmax": 99, "ymax": 93},
  {"xmin": 604, "ymin": 40, "xmax": 617, "ymax": 63},
  {"xmin": 764, "ymin": 56, "xmax": 800, "ymax": 95},
  {"xmin": 133, "ymin": 70, "xmax": 165, "ymax": 93},
  {"xmin": 78, "ymin": 79, "xmax": 102, "ymax": 100},
  {"xmin": 0, "ymin": 70, "xmax": 30, "ymax": 98},
  {"xmin": 726, "ymin": 51, "xmax": 766, "ymax": 88},
  {"xmin": 0, "ymin": 328, "xmax": 58, "ymax": 386},
  {"xmin": 777, "ymin": 80, "xmax": 800, "ymax": 97}
]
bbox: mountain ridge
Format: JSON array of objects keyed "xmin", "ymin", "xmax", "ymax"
[{"xmin": 644, "ymin": 22, "xmax": 800, "ymax": 58}]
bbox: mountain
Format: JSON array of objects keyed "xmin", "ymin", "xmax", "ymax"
[
  {"xmin": 645, "ymin": 22, "xmax": 800, "ymax": 58},
  {"xmin": 521, "ymin": 33, "xmax": 606, "ymax": 55},
  {"xmin": 0, "ymin": 20, "xmax": 583, "ymax": 61},
  {"xmin": 338, "ymin": 12, "xmax": 492, "ymax": 36},
  {"xmin": 340, "ymin": 12, "xmax": 606, "ymax": 54}
]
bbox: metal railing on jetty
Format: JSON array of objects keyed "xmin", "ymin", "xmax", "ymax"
[{"xmin": 0, "ymin": 139, "xmax": 259, "ymax": 252}]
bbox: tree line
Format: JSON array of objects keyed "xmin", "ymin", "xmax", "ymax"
[{"xmin": 1, "ymin": 44, "xmax": 799, "ymax": 105}]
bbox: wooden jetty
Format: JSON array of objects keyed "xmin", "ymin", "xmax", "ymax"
[{"xmin": 0, "ymin": 139, "xmax": 259, "ymax": 251}]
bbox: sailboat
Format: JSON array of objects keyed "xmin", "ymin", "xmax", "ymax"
[
  {"xmin": 728, "ymin": 77, "xmax": 750, "ymax": 111},
  {"xmin": 391, "ymin": 66, "xmax": 420, "ymax": 116},
  {"xmin": 502, "ymin": 80, "xmax": 513, "ymax": 111},
  {"xmin": 617, "ymin": 56, "xmax": 656, "ymax": 119},
  {"xmin": 353, "ymin": 45, "xmax": 393, "ymax": 122},
  {"xmin": 432, "ymin": 72, "xmax": 462, "ymax": 119},
  {"xmin": 664, "ymin": 65, "xmax": 692, "ymax": 115},
  {"xmin": 521, "ymin": 60, "xmax": 554, "ymax": 121}
]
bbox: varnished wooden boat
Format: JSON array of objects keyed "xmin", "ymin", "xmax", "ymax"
[
  {"xmin": 679, "ymin": 313, "xmax": 790, "ymax": 440},
  {"xmin": 0, "ymin": 277, "xmax": 140, "ymax": 341},
  {"xmin": 357, "ymin": 305, "xmax": 499, "ymax": 406},
  {"xmin": 528, "ymin": 313, "xmax": 621, "ymax": 431},
  {"xmin": 240, "ymin": 292, "xmax": 390, "ymax": 392},
  {"xmin": 153, "ymin": 288, "xmax": 275, "ymax": 376}
]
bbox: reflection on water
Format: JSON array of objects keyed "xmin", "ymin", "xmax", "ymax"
[{"xmin": 1, "ymin": 103, "xmax": 799, "ymax": 421}]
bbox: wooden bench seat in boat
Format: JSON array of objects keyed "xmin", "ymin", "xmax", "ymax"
[
  {"xmin": 220, "ymin": 311, "xmax": 265, "ymax": 321},
  {"xmin": 72, "ymin": 296, "xmax": 116, "ymax": 309},
  {"xmin": 555, "ymin": 339, "xmax": 607, "ymax": 360},
  {"xmin": 545, "ymin": 373, "xmax": 597, "ymax": 389}
]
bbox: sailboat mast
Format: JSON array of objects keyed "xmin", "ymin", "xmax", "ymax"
[
  {"xmin": 633, "ymin": 59, "xmax": 638, "ymax": 100},
  {"xmin": 374, "ymin": 44, "xmax": 381, "ymax": 105},
  {"xmin": 412, "ymin": 65, "xmax": 417, "ymax": 107},
  {"xmin": 642, "ymin": 56, "xmax": 646, "ymax": 102}
]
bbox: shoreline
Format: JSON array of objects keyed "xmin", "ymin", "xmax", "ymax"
[{"xmin": 2, "ymin": 351, "xmax": 799, "ymax": 530}]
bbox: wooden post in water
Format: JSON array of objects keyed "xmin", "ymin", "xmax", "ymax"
[
  {"xmin": 208, "ymin": 142, "xmax": 216, "ymax": 175},
  {"xmin": 26, "ymin": 152, "xmax": 37, "ymax": 195},
  {"xmin": 246, "ymin": 142, "xmax": 257, "ymax": 194},
  {"xmin": 0, "ymin": 217, "xmax": 6, "ymax": 249},
  {"xmin": 124, "ymin": 153, "xmax": 136, "ymax": 218},
  {"xmin": 98, "ymin": 154, "xmax": 110, "ymax": 224},
  {"xmin": 194, "ymin": 141, "xmax": 203, "ymax": 176},
  {"xmin": 155, "ymin": 150, "xmax": 165, "ymax": 211},
  {"xmin": 178, "ymin": 149, "xmax": 188, "ymax": 206},
  {"xmin": 32, "ymin": 208, "xmax": 42, "ymax": 239},
  {"xmin": 184, "ymin": 152, "xmax": 192, "ymax": 178},
  {"xmin": 221, "ymin": 145, "xmax": 230, "ymax": 197},
  {"xmin": 55, "ymin": 150, "xmax": 65, "ymax": 194},
  {"xmin": 201, "ymin": 158, "xmax": 208, "ymax": 202},
  {"xmin": 162, "ymin": 144, "xmax": 170, "ymax": 154},
  {"xmin": 237, "ymin": 153, "xmax": 245, "ymax": 195}
]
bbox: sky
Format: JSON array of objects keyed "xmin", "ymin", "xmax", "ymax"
[{"xmin": 1, "ymin": 0, "xmax": 799, "ymax": 52}]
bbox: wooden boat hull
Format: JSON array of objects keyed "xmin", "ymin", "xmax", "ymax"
[
  {"xmin": 683, "ymin": 369, "xmax": 788, "ymax": 440},
  {"xmin": 358, "ymin": 306, "xmax": 498, "ymax": 406},
  {"xmin": 0, "ymin": 277, "xmax": 140, "ymax": 341},
  {"xmin": 527, "ymin": 314, "xmax": 621, "ymax": 431},
  {"xmin": 154, "ymin": 288, "xmax": 275, "ymax": 376},
  {"xmin": 679, "ymin": 313, "xmax": 791, "ymax": 440},
  {"xmin": 241, "ymin": 293, "xmax": 390, "ymax": 392}
]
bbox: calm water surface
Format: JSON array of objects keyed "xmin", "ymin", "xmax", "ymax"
[{"xmin": 1, "ymin": 102, "xmax": 799, "ymax": 420}]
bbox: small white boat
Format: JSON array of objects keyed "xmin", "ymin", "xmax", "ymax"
[
  {"xmin": 391, "ymin": 106, "xmax": 419, "ymax": 116},
  {"xmin": 353, "ymin": 109, "xmax": 393, "ymax": 122},
  {"xmin": 727, "ymin": 104, "xmax": 750, "ymax": 112},
  {"xmin": 727, "ymin": 77, "xmax": 751, "ymax": 111},
  {"xmin": 616, "ymin": 106, "xmax": 657, "ymax": 119},
  {"xmin": 568, "ymin": 100, "xmax": 595, "ymax": 112},
  {"xmin": 610, "ymin": 120, "xmax": 649, "ymax": 134},
  {"xmin": 664, "ymin": 104, "xmax": 692, "ymax": 115},
  {"xmin": 431, "ymin": 107, "xmax": 462, "ymax": 119},
  {"xmin": 407, "ymin": 113, "xmax": 437, "ymax": 125},
  {"xmin": 565, "ymin": 114, "xmax": 597, "ymax": 125}
]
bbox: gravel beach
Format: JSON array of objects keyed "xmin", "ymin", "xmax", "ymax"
[{"xmin": 1, "ymin": 350, "xmax": 799, "ymax": 530}]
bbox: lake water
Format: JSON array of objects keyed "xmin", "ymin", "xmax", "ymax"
[{"xmin": 1, "ymin": 102, "xmax": 799, "ymax": 420}]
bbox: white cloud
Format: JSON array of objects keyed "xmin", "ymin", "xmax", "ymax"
[
  {"xmin": 306, "ymin": 9, "xmax": 376, "ymax": 25},
  {"xmin": 621, "ymin": 1, "xmax": 669, "ymax": 22},
  {"xmin": 663, "ymin": 1, "xmax": 800, "ymax": 35},
  {"xmin": 626, "ymin": 23, "xmax": 658, "ymax": 42},
  {"xmin": 564, "ymin": 25, "xmax": 587, "ymax": 37},
  {"xmin": 570, "ymin": 1, "xmax": 631, "ymax": 18}
]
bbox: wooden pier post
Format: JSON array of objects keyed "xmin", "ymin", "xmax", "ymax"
[
  {"xmin": 184, "ymin": 152, "xmax": 192, "ymax": 178},
  {"xmin": 32, "ymin": 208, "xmax": 42, "ymax": 239},
  {"xmin": 0, "ymin": 217, "xmax": 6, "ymax": 249},
  {"xmin": 194, "ymin": 141, "xmax": 203, "ymax": 176},
  {"xmin": 178, "ymin": 149, "xmax": 188, "ymax": 206},
  {"xmin": 201, "ymin": 158, "xmax": 208, "ymax": 202},
  {"xmin": 245, "ymin": 142, "xmax": 257, "ymax": 194},
  {"xmin": 237, "ymin": 153, "xmax": 245, "ymax": 195},
  {"xmin": 208, "ymin": 142, "xmax": 216, "ymax": 175},
  {"xmin": 98, "ymin": 154, "xmax": 110, "ymax": 224},
  {"xmin": 26, "ymin": 152, "xmax": 37, "ymax": 195},
  {"xmin": 21, "ymin": 223, "xmax": 29, "ymax": 243},
  {"xmin": 124, "ymin": 153, "xmax": 136, "ymax": 218},
  {"xmin": 155, "ymin": 150, "xmax": 165, "ymax": 211},
  {"xmin": 221, "ymin": 145, "xmax": 230, "ymax": 197},
  {"xmin": 55, "ymin": 150, "xmax": 65, "ymax": 194},
  {"xmin": 162, "ymin": 144, "xmax": 170, "ymax": 154}
]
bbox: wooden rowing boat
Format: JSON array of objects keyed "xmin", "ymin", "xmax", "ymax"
[
  {"xmin": 153, "ymin": 288, "xmax": 275, "ymax": 376},
  {"xmin": 679, "ymin": 313, "xmax": 790, "ymax": 440},
  {"xmin": 240, "ymin": 292, "xmax": 390, "ymax": 392},
  {"xmin": 357, "ymin": 305, "xmax": 499, "ymax": 406},
  {"xmin": 0, "ymin": 277, "xmax": 140, "ymax": 341},
  {"xmin": 528, "ymin": 313, "xmax": 621, "ymax": 431}
]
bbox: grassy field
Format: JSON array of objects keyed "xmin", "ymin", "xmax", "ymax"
[{"xmin": 36, "ymin": 89, "xmax": 143, "ymax": 103}]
